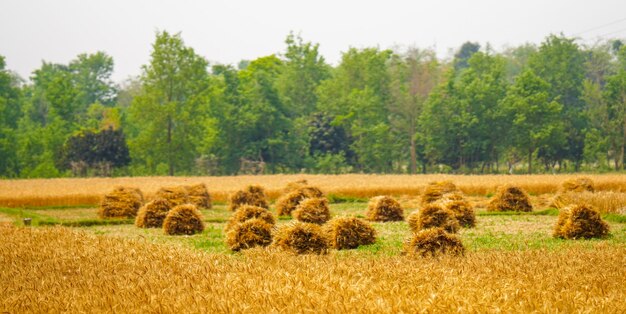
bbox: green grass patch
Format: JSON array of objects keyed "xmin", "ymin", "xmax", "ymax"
[
  {"xmin": 477, "ymin": 208, "xmax": 559, "ymax": 216},
  {"xmin": 603, "ymin": 213, "xmax": 626, "ymax": 224},
  {"xmin": 327, "ymin": 194, "xmax": 368, "ymax": 204}
]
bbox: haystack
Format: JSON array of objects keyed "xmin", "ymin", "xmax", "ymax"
[
  {"xmin": 163, "ymin": 204, "xmax": 205, "ymax": 235},
  {"xmin": 292, "ymin": 197, "xmax": 331, "ymax": 224},
  {"xmin": 284, "ymin": 179, "xmax": 310, "ymax": 193},
  {"xmin": 561, "ymin": 177, "xmax": 595, "ymax": 193},
  {"xmin": 421, "ymin": 181, "xmax": 459, "ymax": 205},
  {"xmin": 403, "ymin": 228, "xmax": 465, "ymax": 257},
  {"xmin": 440, "ymin": 199, "xmax": 476, "ymax": 228},
  {"xmin": 553, "ymin": 204, "xmax": 610, "ymax": 239},
  {"xmin": 323, "ymin": 216, "xmax": 376, "ymax": 250},
  {"xmin": 272, "ymin": 222, "xmax": 328, "ymax": 255},
  {"xmin": 225, "ymin": 218, "xmax": 273, "ymax": 251},
  {"xmin": 407, "ymin": 204, "xmax": 459, "ymax": 233},
  {"xmin": 155, "ymin": 186, "xmax": 190, "ymax": 207},
  {"xmin": 135, "ymin": 198, "xmax": 172, "ymax": 228},
  {"xmin": 275, "ymin": 186, "xmax": 324, "ymax": 216},
  {"xmin": 184, "ymin": 183, "xmax": 212, "ymax": 209},
  {"xmin": 225, "ymin": 205, "xmax": 276, "ymax": 232},
  {"xmin": 487, "ymin": 185, "xmax": 533, "ymax": 212},
  {"xmin": 98, "ymin": 186, "xmax": 144, "ymax": 219},
  {"xmin": 228, "ymin": 185, "xmax": 269, "ymax": 211},
  {"xmin": 365, "ymin": 196, "xmax": 404, "ymax": 222}
]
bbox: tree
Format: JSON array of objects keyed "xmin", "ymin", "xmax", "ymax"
[
  {"xmin": 388, "ymin": 48, "xmax": 441, "ymax": 173},
  {"xmin": 454, "ymin": 42, "xmax": 480, "ymax": 72},
  {"xmin": 602, "ymin": 48, "xmax": 626, "ymax": 169},
  {"xmin": 316, "ymin": 48, "xmax": 397, "ymax": 172},
  {"xmin": 128, "ymin": 31, "xmax": 210, "ymax": 175},
  {"xmin": 69, "ymin": 52, "xmax": 117, "ymax": 108},
  {"xmin": 501, "ymin": 70, "xmax": 565, "ymax": 173},
  {"xmin": 277, "ymin": 33, "xmax": 330, "ymax": 116},
  {"xmin": 61, "ymin": 128, "xmax": 131, "ymax": 176},
  {"xmin": 0, "ymin": 55, "xmax": 22, "ymax": 176},
  {"xmin": 529, "ymin": 34, "xmax": 586, "ymax": 169}
]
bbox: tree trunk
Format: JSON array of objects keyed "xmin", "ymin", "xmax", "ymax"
[
  {"xmin": 167, "ymin": 116, "xmax": 174, "ymax": 176},
  {"xmin": 527, "ymin": 148, "xmax": 533, "ymax": 174},
  {"xmin": 409, "ymin": 138, "xmax": 417, "ymax": 174}
]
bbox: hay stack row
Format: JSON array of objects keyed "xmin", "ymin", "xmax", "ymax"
[
  {"xmin": 225, "ymin": 181, "xmax": 377, "ymax": 254},
  {"xmin": 99, "ymin": 184, "xmax": 211, "ymax": 236}
]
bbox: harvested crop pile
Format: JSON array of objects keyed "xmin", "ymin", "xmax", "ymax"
[
  {"xmin": 366, "ymin": 196, "xmax": 404, "ymax": 222},
  {"xmin": 163, "ymin": 204, "xmax": 205, "ymax": 235},
  {"xmin": 228, "ymin": 185, "xmax": 269, "ymax": 211},
  {"xmin": 98, "ymin": 186, "xmax": 144, "ymax": 219},
  {"xmin": 404, "ymin": 228, "xmax": 465, "ymax": 257},
  {"xmin": 561, "ymin": 177, "xmax": 595, "ymax": 193},
  {"xmin": 284, "ymin": 179, "xmax": 310, "ymax": 193},
  {"xmin": 323, "ymin": 216, "xmax": 376, "ymax": 250},
  {"xmin": 155, "ymin": 186, "xmax": 189, "ymax": 207},
  {"xmin": 440, "ymin": 199, "xmax": 476, "ymax": 228},
  {"xmin": 135, "ymin": 198, "xmax": 172, "ymax": 228},
  {"xmin": 487, "ymin": 185, "xmax": 533, "ymax": 212},
  {"xmin": 225, "ymin": 218, "xmax": 273, "ymax": 251},
  {"xmin": 275, "ymin": 186, "xmax": 323, "ymax": 216},
  {"xmin": 421, "ymin": 181, "xmax": 459, "ymax": 205},
  {"xmin": 225, "ymin": 205, "xmax": 276, "ymax": 232},
  {"xmin": 553, "ymin": 204, "xmax": 610, "ymax": 239},
  {"xmin": 407, "ymin": 204, "xmax": 459, "ymax": 233},
  {"xmin": 272, "ymin": 222, "xmax": 328, "ymax": 255},
  {"xmin": 292, "ymin": 197, "xmax": 331, "ymax": 224},
  {"xmin": 184, "ymin": 183, "xmax": 212, "ymax": 209}
]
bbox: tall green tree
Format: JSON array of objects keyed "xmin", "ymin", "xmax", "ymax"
[
  {"xmin": 501, "ymin": 70, "xmax": 565, "ymax": 173},
  {"xmin": 128, "ymin": 31, "xmax": 210, "ymax": 175},
  {"xmin": 277, "ymin": 33, "xmax": 330, "ymax": 116},
  {"xmin": 529, "ymin": 34, "xmax": 586, "ymax": 169},
  {"xmin": 0, "ymin": 55, "xmax": 22, "ymax": 176},
  {"xmin": 601, "ymin": 46, "xmax": 626, "ymax": 169},
  {"xmin": 316, "ymin": 48, "xmax": 397, "ymax": 172},
  {"xmin": 388, "ymin": 48, "xmax": 441, "ymax": 173}
]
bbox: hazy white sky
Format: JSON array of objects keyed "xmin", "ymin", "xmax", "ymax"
[{"xmin": 1, "ymin": 0, "xmax": 625, "ymax": 82}]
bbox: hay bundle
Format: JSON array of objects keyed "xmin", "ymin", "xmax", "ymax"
[
  {"xmin": 407, "ymin": 204, "xmax": 459, "ymax": 233},
  {"xmin": 98, "ymin": 186, "xmax": 144, "ymax": 219},
  {"xmin": 403, "ymin": 228, "xmax": 465, "ymax": 257},
  {"xmin": 292, "ymin": 197, "xmax": 331, "ymax": 224},
  {"xmin": 440, "ymin": 199, "xmax": 476, "ymax": 228},
  {"xmin": 284, "ymin": 179, "xmax": 310, "ymax": 193},
  {"xmin": 155, "ymin": 186, "xmax": 190, "ymax": 207},
  {"xmin": 135, "ymin": 198, "xmax": 172, "ymax": 228},
  {"xmin": 553, "ymin": 204, "xmax": 610, "ymax": 239},
  {"xmin": 228, "ymin": 185, "xmax": 269, "ymax": 211},
  {"xmin": 323, "ymin": 216, "xmax": 376, "ymax": 250},
  {"xmin": 184, "ymin": 183, "xmax": 212, "ymax": 209},
  {"xmin": 163, "ymin": 204, "xmax": 205, "ymax": 235},
  {"xmin": 365, "ymin": 196, "xmax": 404, "ymax": 222},
  {"xmin": 561, "ymin": 177, "xmax": 595, "ymax": 193},
  {"xmin": 275, "ymin": 186, "xmax": 324, "ymax": 216},
  {"xmin": 421, "ymin": 181, "xmax": 459, "ymax": 205},
  {"xmin": 225, "ymin": 218, "xmax": 273, "ymax": 251},
  {"xmin": 487, "ymin": 185, "xmax": 533, "ymax": 212},
  {"xmin": 225, "ymin": 205, "xmax": 276, "ymax": 232},
  {"xmin": 272, "ymin": 222, "xmax": 328, "ymax": 255}
]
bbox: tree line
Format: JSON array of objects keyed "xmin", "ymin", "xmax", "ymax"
[{"xmin": 0, "ymin": 31, "xmax": 625, "ymax": 177}]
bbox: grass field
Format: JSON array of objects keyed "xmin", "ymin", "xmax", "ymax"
[{"xmin": 1, "ymin": 174, "xmax": 625, "ymax": 312}]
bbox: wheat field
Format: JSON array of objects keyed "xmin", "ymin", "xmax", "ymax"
[
  {"xmin": 1, "ymin": 225, "xmax": 624, "ymax": 313},
  {"xmin": 2, "ymin": 174, "xmax": 626, "ymax": 207},
  {"xmin": 1, "ymin": 174, "xmax": 626, "ymax": 312}
]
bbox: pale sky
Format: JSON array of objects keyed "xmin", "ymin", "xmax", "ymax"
[{"xmin": 1, "ymin": 0, "xmax": 625, "ymax": 83}]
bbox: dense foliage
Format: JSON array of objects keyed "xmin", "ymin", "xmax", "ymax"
[{"xmin": 1, "ymin": 32, "xmax": 625, "ymax": 177}]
